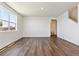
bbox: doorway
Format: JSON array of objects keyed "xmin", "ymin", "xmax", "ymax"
[{"xmin": 50, "ymin": 20, "xmax": 57, "ymax": 36}]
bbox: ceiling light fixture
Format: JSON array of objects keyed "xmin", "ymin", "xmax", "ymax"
[{"xmin": 40, "ymin": 7, "xmax": 44, "ymax": 10}]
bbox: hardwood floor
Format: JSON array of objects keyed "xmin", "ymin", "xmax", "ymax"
[{"xmin": 0, "ymin": 36, "xmax": 79, "ymax": 56}]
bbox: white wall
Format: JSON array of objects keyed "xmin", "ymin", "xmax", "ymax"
[
  {"xmin": 0, "ymin": 3, "xmax": 23, "ymax": 49},
  {"xmin": 57, "ymin": 5, "xmax": 79, "ymax": 46},
  {"xmin": 23, "ymin": 17, "xmax": 51, "ymax": 37}
]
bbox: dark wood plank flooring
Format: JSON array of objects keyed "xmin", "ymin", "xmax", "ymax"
[{"xmin": 0, "ymin": 36, "xmax": 79, "ymax": 56}]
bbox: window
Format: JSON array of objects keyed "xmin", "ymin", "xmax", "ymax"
[{"xmin": 0, "ymin": 6, "xmax": 17, "ymax": 31}]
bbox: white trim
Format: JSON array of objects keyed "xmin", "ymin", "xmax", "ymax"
[{"xmin": 0, "ymin": 5, "xmax": 17, "ymax": 32}]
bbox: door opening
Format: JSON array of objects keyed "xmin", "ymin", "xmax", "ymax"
[{"xmin": 50, "ymin": 20, "xmax": 57, "ymax": 36}]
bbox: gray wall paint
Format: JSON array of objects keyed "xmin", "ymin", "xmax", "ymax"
[
  {"xmin": 23, "ymin": 17, "xmax": 51, "ymax": 37},
  {"xmin": 57, "ymin": 5, "xmax": 79, "ymax": 45},
  {"xmin": 0, "ymin": 3, "xmax": 23, "ymax": 49}
]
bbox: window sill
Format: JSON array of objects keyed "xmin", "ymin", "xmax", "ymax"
[{"xmin": 0, "ymin": 30, "xmax": 17, "ymax": 32}]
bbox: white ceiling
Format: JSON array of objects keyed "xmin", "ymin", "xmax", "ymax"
[{"xmin": 6, "ymin": 2, "xmax": 78, "ymax": 17}]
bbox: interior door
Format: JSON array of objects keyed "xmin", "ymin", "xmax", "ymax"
[{"xmin": 51, "ymin": 20, "xmax": 57, "ymax": 36}]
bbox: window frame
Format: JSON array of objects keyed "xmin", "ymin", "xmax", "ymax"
[{"xmin": 0, "ymin": 5, "xmax": 17, "ymax": 32}]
